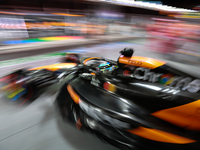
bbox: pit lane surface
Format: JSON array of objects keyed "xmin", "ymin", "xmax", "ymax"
[{"xmin": 1, "ymin": 40, "xmax": 200, "ymax": 150}]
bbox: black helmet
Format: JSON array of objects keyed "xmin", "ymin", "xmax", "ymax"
[{"xmin": 120, "ymin": 48, "xmax": 134, "ymax": 57}]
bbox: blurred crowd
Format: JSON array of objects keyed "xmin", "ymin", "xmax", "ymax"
[
  {"xmin": 0, "ymin": 11, "xmax": 200, "ymax": 64},
  {"xmin": 147, "ymin": 19, "xmax": 200, "ymax": 40},
  {"xmin": 146, "ymin": 18, "xmax": 200, "ymax": 64},
  {"xmin": 0, "ymin": 13, "xmax": 140, "ymax": 41}
]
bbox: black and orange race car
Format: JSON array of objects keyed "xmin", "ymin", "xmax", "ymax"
[{"xmin": 1, "ymin": 49, "xmax": 200, "ymax": 150}]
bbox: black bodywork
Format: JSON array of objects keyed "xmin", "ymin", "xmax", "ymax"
[{"xmin": 55, "ymin": 56, "xmax": 200, "ymax": 150}]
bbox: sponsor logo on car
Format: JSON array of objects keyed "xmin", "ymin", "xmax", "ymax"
[
  {"xmin": 134, "ymin": 67, "xmax": 162, "ymax": 83},
  {"xmin": 133, "ymin": 67, "xmax": 200, "ymax": 93},
  {"xmin": 79, "ymin": 101, "xmax": 130, "ymax": 128},
  {"xmin": 128, "ymin": 60, "xmax": 143, "ymax": 66},
  {"xmin": 159, "ymin": 74, "xmax": 174, "ymax": 85}
]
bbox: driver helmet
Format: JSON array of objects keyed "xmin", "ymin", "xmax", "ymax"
[{"xmin": 98, "ymin": 62, "xmax": 116, "ymax": 74}]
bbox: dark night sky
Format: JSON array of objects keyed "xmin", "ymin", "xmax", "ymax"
[{"xmin": 0, "ymin": 0, "xmax": 199, "ymax": 14}]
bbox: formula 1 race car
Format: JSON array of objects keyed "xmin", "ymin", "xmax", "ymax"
[{"xmin": 1, "ymin": 48, "xmax": 200, "ymax": 150}]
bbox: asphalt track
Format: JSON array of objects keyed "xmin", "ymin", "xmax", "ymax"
[{"xmin": 1, "ymin": 40, "xmax": 200, "ymax": 150}]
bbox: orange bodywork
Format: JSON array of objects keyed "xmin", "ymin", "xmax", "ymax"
[
  {"xmin": 152, "ymin": 99, "xmax": 200, "ymax": 131},
  {"xmin": 119, "ymin": 56, "xmax": 166, "ymax": 69},
  {"xmin": 128, "ymin": 127, "xmax": 196, "ymax": 144},
  {"xmin": 83, "ymin": 57, "xmax": 101, "ymax": 65},
  {"xmin": 67, "ymin": 84, "xmax": 80, "ymax": 104},
  {"xmin": 29, "ymin": 63, "xmax": 77, "ymax": 71}
]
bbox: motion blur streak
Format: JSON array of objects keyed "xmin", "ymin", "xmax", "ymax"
[
  {"xmin": 0, "ymin": 74, "xmax": 15, "ymax": 82},
  {"xmin": 128, "ymin": 127, "xmax": 196, "ymax": 144},
  {"xmin": 29, "ymin": 63, "xmax": 77, "ymax": 71},
  {"xmin": 19, "ymin": 88, "xmax": 33, "ymax": 106},
  {"xmin": 52, "ymin": 13, "xmax": 85, "ymax": 17}
]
